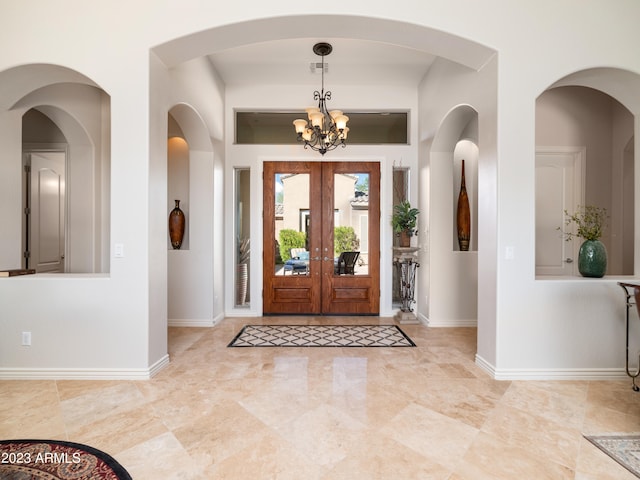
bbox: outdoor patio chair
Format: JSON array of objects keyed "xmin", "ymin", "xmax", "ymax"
[{"xmin": 334, "ymin": 251, "xmax": 359, "ymax": 275}]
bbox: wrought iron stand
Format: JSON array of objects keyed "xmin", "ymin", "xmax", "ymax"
[
  {"xmin": 393, "ymin": 247, "xmax": 420, "ymax": 324},
  {"xmin": 617, "ymin": 282, "xmax": 640, "ymax": 392}
]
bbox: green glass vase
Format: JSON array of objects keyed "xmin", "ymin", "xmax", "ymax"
[{"xmin": 578, "ymin": 239, "xmax": 607, "ymax": 278}]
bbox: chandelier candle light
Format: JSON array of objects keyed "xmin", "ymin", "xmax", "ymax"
[{"xmin": 293, "ymin": 42, "xmax": 349, "ymax": 155}]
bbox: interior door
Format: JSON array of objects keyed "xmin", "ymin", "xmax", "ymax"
[
  {"xmin": 535, "ymin": 149, "xmax": 583, "ymax": 275},
  {"xmin": 263, "ymin": 161, "xmax": 380, "ymax": 314},
  {"xmin": 25, "ymin": 152, "xmax": 66, "ymax": 273}
]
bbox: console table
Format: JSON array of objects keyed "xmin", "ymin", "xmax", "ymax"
[{"xmin": 617, "ymin": 282, "xmax": 640, "ymax": 392}]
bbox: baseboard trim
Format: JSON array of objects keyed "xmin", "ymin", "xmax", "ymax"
[
  {"xmin": 418, "ymin": 312, "xmax": 477, "ymax": 327},
  {"xmin": 0, "ymin": 354, "xmax": 170, "ymax": 381},
  {"xmin": 427, "ymin": 319, "xmax": 478, "ymax": 327},
  {"xmin": 168, "ymin": 311, "xmax": 225, "ymax": 327},
  {"xmin": 168, "ymin": 318, "xmax": 218, "ymax": 327},
  {"xmin": 148, "ymin": 354, "xmax": 170, "ymax": 378},
  {"xmin": 475, "ymin": 354, "xmax": 629, "ymax": 381}
]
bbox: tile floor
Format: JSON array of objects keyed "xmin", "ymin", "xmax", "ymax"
[{"xmin": 1, "ymin": 317, "xmax": 640, "ymax": 479}]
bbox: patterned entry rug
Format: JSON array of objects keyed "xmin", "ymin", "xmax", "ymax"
[
  {"xmin": 0, "ymin": 439, "xmax": 132, "ymax": 479},
  {"xmin": 585, "ymin": 435, "xmax": 640, "ymax": 478},
  {"xmin": 228, "ymin": 324, "xmax": 416, "ymax": 347}
]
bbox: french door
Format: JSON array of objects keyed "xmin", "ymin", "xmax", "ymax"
[{"xmin": 263, "ymin": 161, "xmax": 380, "ymax": 315}]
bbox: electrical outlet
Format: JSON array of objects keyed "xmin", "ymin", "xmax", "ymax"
[{"xmin": 21, "ymin": 331, "xmax": 31, "ymax": 346}]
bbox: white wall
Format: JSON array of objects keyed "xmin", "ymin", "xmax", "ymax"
[
  {"xmin": 0, "ymin": 30, "xmax": 159, "ymax": 377},
  {"xmin": 417, "ymin": 57, "xmax": 497, "ymax": 364},
  {"xmin": 164, "ymin": 58, "xmax": 226, "ymax": 326},
  {"xmin": 493, "ymin": 73, "xmax": 640, "ymax": 376}
]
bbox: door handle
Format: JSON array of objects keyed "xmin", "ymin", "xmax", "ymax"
[
  {"xmin": 565, "ymin": 258, "xmax": 573, "ymax": 263},
  {"xmin": 312, "ymin": 256, "xmax": 321, "ymax": 261},
  {"xmin": 324, "ymin": 256, "xmax": 332, "ymax": 261}
]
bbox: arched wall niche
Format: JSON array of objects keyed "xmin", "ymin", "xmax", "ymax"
[
  {"xmin": 167, "ymin": 102, "xmax": 214, "ymax": 251},
  {"xmin": 431, "ymin": 104, "xmax": 479, "ymax": 252},
  {"xmin": 22, "ymin": 109, "xmax": 66, "ymax": 143},
  {"xmin": 167, "ymin": 102, "xmax": 217, "ymax": 324},
  {"xmin": 169, "ymin": 102, "xmax": 214, "ymax": 151},
  {"xmin": 1, "ymin": 63, "xmax": 100, "ymax": 111},
  {"xmin": 548, "ymin": 67, "xmax": 640, "ymax": 114},
  {"xmin": 0, "ymin": 64, "xmax": 111, "ymax": 273},
  {"xmin": 453, "ymin": 139, "xmax": 479, "ymax": 251},
  {"xmin": 426, "ymin": 104, "xmax": 479, "ymax": 325},
  {"xmin": 535, "ymin": 67, "xmax": 640, "ymax": 276}
]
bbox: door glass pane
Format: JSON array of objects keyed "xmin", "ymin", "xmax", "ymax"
[
  {"xmin": 274, "ymin": 172, "xmax": 310, "ymax": 276},
  {"xmin": 235, "ymin": 168, "xmax": 250, "ymax": 307},
  {"xmin": 392, "ymin": 168, "xmax": 409, "ymax": 306},
  {"xmin": 334, "ymin": 172, "xmax": 368, "ymax": 276}
]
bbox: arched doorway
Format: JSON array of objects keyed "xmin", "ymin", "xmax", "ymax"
[{"xmin": 150, "ymin": 15, "xmax": 497, "ymax": 340}]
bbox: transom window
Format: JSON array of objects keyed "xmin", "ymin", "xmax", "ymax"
[{"xmin": 235, "ymin": 111, "xmax": 409, "ymax": 145}]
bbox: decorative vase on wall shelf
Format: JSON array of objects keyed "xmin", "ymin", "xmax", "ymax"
[
  {"xmin": 456, "ymin": 159, "xmax": 471, "ymax": 251},
  {"xmin": 168, "ymin": 199, "xmax": 185, "ymax": 250},
  {"xmin": 578, "ymin": 239, "xmax": 607, "ymax": 278}
]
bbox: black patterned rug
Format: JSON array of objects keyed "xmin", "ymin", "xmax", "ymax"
[
  {"xmin": 228, "ymin": 324, "xmax": 416, "ymax": 347},
  {"xmin": 585, "ymin": 435, "xmax": 640, "ymax": 478},
  {"xmin": 0, "ymin": 439, "xmax": 132, "ymax": 479}
]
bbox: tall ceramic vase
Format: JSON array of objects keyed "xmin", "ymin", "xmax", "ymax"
[
  {"xmin": 168, "ymin": 199, "xmax": 185, "ymax": 250},
  {"xmin": 456, "ymin": 159, "xmax": 471, "ymax": 251},
  {"xmin": 236, "ymin": 263, "xmax": 248, "ymax": 305},
  {"xmin": 578, "ymin": 239, "xmax": 607, "ymax": 278}
]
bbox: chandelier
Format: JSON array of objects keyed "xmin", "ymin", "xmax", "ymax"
[{"xmin": 293, "ymin": 42, "xmax": 349, "ymax": 155}]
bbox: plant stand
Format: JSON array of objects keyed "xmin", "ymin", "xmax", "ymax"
[
  {"xmin": 393, "ymin": 247, "xmax": 420, "ymax": 324},
  {"xmin": 617, "ymin": 282, "xmax": 640, "ymax": 392}
]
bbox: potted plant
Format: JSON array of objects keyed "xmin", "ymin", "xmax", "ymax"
[
  {"xmin": 560, "ymin": 205, "xmax": 608, "ymax": 277},
  {"xmin": 392, "ymin": 201, "xmax": 419, "ymax": 247}
]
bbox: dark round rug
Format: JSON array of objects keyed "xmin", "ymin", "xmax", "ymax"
[{"xmin": 0, "ymin": 439, "xmax": 132, "ymax": 480}]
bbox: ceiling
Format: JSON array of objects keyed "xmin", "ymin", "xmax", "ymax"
[{"xmin": 206, "ymin": 38, "xmax": 437, "ymax": 87}]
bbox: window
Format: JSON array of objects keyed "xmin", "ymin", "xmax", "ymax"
[{"xmin": 236, "ymin": 111, "xmax": 408, "ymax": 145}]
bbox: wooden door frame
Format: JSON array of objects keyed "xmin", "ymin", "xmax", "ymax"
[{"xmin": 262, "ymin": 161, "xmax": 380, "ymax": 315}]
